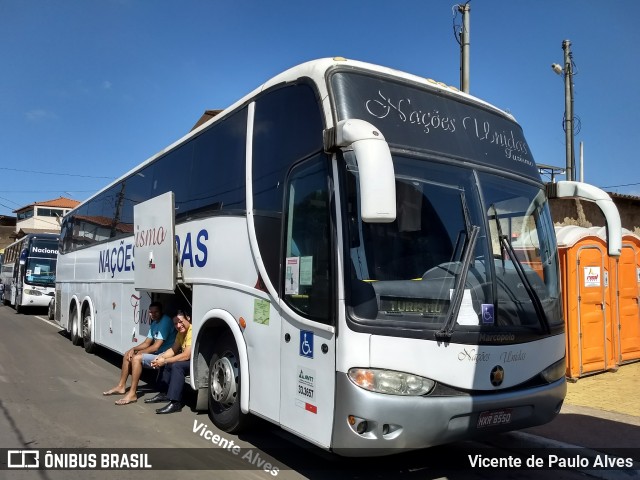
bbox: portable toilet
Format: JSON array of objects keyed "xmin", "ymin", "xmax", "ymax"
[
  {"xmin": 594, "ymin": 227, "xmax": 640, "ymax": 364},
  {"xmin": 555, "ymin": 225, "xmax": 617, "ymax": 379}
]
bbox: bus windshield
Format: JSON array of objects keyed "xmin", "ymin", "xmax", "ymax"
[
  {"xmin": 344, "ymin": 153, "xmax": 561, "ymax": 333},
  {"xmin": 25, "ymin": 239, "xmax": 58, "ymax": 287},
  {"xmin": 25, "ymin": 257, "xmax": 56, "ymax": 286}
]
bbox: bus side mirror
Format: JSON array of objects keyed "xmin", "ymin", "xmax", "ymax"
[
  {"xmin": 326, "ymin": 119, "xmax": 396, "ymax": 223},
  {"xmin": 547, "ymin": 181, "xmax": 622, "ymax": 257}
]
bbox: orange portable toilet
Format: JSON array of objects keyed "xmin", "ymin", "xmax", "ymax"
[
  {"xmin": 555, "ymin": 226, "xmax": 617, "ymax": 380},
  {"xmin": 611, "ymin": 229, "xmax": 640, "ymax": 364}
]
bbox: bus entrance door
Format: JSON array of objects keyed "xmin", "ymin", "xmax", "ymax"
[
  {"xmin": 279, "ymin": 319, "xmax": 336, "ymax": 449},
  {"xmin": 278, "ymin": 155, "xmax": 336, "ymax": 448}
]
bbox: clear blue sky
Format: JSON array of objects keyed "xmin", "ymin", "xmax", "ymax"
[{"xmin": 1, "ymin": 1, "xmax": 638, "ymax": 217}]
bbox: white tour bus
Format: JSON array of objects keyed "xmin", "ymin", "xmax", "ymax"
[
  {"xmin": 1, "ymin": 233, "xmax": 59, "ymax": 313},
  {"xmin": 55, "ymin": 58, "xmax": 621, "ymax": 455}
]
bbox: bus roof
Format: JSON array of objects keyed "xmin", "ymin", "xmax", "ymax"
[{"xmin": 69, "ymin": 57, "xmax": 518, "ymax": 215}]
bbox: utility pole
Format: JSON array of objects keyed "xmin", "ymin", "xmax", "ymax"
[
  {"xmin": 458, "ymin": 3, "xmax": 470, "ymax": 93},
  {"xmin": 579, "ymin": 141, "xmax": 583, "ymax": 182},
  {"xmin": 562, "ymin": 40, "xmax": 575, "ymax": 181},
  {"xmin": 551, "ymin": 40, "xmax": 575, "ymax": 181},
  {"xmin": 111, "ymin": 183, "xmax": 125, "ymax": 238}
]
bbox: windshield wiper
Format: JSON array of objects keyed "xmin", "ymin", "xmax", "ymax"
[
  {"xmin": 489, "ymin": 204, "xmax": 550, "ymax": 334},
  {"xmin": 499, "ymin": 234, "xmax": 551, "ymax": 334},
  {"xmin": 436, "ymin": 224, "xmax": 480, "ymax": 341},
  {"xmin": 490, "ymin": 205, "xmax": 506, "ymax": 269}
]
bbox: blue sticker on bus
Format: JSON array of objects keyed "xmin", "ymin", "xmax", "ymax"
[
  {"xmin": 482, "ymin": 304, "xmax": 494, "ymax": 324},
  {"xmin": 299, "ymin": 330, "xmax": 314, "ymax": 358}
]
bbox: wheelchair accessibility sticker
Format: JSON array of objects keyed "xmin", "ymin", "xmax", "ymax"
[
  {"xmin": 481, "ymin": 304, "xmax": 495, "ymax": 325},
  {"xmin": 299, "ymin": 330, "xmax": 314, "ymax": 358}
]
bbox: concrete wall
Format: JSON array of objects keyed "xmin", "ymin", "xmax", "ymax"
[
  {"xmin": 0, "ymin": 225, "xmax": 16, "ymax": 250},
  {"xmin": 550, "ymin": 195, "xmax": 640, "ymax": 235}
]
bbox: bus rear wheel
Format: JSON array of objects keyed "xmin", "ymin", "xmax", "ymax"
[
  {"xmin": 82, "ymin": 311, "xmax": 96, "ymax": 353},
  {"xmin": 208, "ymin": 333, "xmax": 250, "ymax": 433}
]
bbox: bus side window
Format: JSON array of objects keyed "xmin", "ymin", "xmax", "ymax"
[{"xmin": 283, "ymin": 156, "xmax": 333, "ymax": 324}]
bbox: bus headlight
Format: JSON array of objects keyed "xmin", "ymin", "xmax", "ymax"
[
  {"xmin": 348, "ymin": 368, "xmax": 435, "ymax": 396},
  {"xmin": 23, "ymin": 289, "xmax": 42, "ymax": 296},
  {"xmin": 540, "ymin": 357, "xmax": 566, "ymax": 383}
]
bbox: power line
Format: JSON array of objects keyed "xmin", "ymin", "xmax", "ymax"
[
  {"xmin": 0, "ymin": 166, "xmax": 113, "ymax": 179},
  {"xmin": 599, "ymin": 182, "xmax": 640, "ymax": 189},
  {"xmin": 0, "ymin": 190, "xmax": 95, "ymax": 193},
  {"xmin": 0, "ymin": 196, "xmax": 21, "ymax": 206}
]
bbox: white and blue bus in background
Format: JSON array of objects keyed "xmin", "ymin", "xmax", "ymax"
[
  {"xmin": 1, "ymin": 233, "xmax": 59, "ymax": 313},
  {"xmin": 55, "ymin": 58, "xmax": 621, "ymax": 455}
]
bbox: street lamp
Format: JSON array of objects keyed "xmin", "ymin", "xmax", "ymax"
[{"xmin": 551, "ymin": 39, "xmax": 575, "ymax": 181}]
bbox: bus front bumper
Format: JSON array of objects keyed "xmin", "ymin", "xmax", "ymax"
[
  {"xmin": 330, "ymin": 372, "xmax": 566, "ymax": 456},
  {"xmin": 21, "ymin": 288, "xmax": 54, "ymax": 308}
]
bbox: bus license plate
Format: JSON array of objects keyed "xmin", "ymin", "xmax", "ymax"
[{"xmin": 477, "ymin": 409, "xmax": 512, "ymax": 428}]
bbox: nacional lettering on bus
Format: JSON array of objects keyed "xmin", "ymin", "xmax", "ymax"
[
  {"xmin": 31, "ymin": 246, "xmax": 59, "ymax": 256},
  {"xmin": 98, "ymin": 229, "xmax": 209, "ymax": 277}
]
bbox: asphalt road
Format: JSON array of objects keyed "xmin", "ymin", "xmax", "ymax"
[{"xmin": 0, "ymin": 305, "xmax": 620, "ymax": 480}]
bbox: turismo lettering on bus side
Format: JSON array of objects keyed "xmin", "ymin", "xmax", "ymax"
[
  {"xmin": 134, "ymin": 225, "xmax": 168, "ymax": 248},
  {"xmin": 130, "ymin": 294, "xmax": 150, "ymax": 325}
]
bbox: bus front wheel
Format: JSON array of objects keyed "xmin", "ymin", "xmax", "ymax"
[{"xmin": 208, "ymin": 333, "xmax": 250, "ymax": 433}]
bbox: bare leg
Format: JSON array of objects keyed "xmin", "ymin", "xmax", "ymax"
[
  {"xmin": 103, "ymin": 351, "xmax": 133, "ymax": 395},
  {"xmin": 118, "ymin": 354, "xmax": 145, "ymax": 403}
]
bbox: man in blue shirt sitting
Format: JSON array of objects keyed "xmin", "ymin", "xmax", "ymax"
[{"xmin": 102, "ymin": 301, "xmax": 177, "ymax": 405}]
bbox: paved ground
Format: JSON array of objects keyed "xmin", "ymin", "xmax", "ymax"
[
  {"xmin": 521, "ymin": 360, "xmax": 640, "ymax": 463},
  {"xmin": 564, "ymin": 360, "xmax": 640, "ymax": 417}
]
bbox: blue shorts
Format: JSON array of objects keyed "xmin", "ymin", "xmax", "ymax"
[{"xmin": 141, "ymin": 353, "xmax": 159, "ymax": 368}]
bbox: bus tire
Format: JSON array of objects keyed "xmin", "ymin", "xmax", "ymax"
[
  {"xmin": 208, "ymin": 333, "xmax": 250, "ymax": 434},
  {"xmin": 82, "ymin": 311, "xmax": 96, "ymax": 353},
  {"xmin": 15, "ymin": 294, "xmax": 26, "ymax": 314},
  {"xmin": 48, "ymin": 299, "xmax": 55, "ymax": 320},
  {"xmin": 70, "ymin": 309, "xmax": 82, "ymax": 346}
]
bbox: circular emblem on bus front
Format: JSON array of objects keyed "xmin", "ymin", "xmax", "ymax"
[{"xmin": 490, "ymin": 365, "xmax": 504, "ymax": 386}]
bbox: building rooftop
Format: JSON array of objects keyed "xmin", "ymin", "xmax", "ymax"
[
  {"xmin": 13, "ymin": 196, "xmax": 81, "ymax": 213},
  {"xmin": 607, "ymin": 191, "xmax": 640, "ymax": 202}
]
